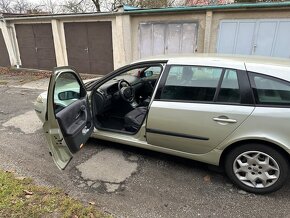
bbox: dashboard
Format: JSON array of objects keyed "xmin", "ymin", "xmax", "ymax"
[{"xmin": 93, "ymin": 75, "xmax": 144, "ymax": 114}]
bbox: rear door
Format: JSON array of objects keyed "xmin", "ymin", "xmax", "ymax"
[
  {"xmin": 43, "ymin": 67, "xmax": 93, "ymax": 169},
  {"xmin": 146, "ymin": 64, "xmax": 254, "ymax": 154}
]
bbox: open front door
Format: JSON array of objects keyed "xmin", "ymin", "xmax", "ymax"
[{"xmin": 43, "ymin": 67, "xmax": 93, "ymax": 169}]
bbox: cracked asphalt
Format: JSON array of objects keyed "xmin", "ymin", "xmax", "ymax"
[{"xmin": 1, "ymin": 85, "xmax": 290, "ymax": 218}]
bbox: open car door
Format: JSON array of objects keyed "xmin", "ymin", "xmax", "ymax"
[{"xmin": 43, "ymin": 67, "xmax": 93, "ymax": 169}]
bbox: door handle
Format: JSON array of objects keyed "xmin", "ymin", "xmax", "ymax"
[
  {"xmin": 253, "ymin": 44, "xmax": 257, "ymax": 53},
  {"xmin": 213, "ymin": 117, "xmax": 237, "ymax": 123},
  {"xmin": 75, "ymin": 105, "xmax": 87, "ymax": 120}
]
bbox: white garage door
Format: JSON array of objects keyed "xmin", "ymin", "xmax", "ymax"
[
  {"xmin": 139, "ymin": 22, "xmax": 197, "ymax": 58},
  {"xmin": 217, "ymin": 19, "xmax": 290, "ymax": 58}
]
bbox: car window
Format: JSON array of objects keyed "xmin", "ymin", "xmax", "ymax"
[
  {"xmin": 142, "ymin": 66, "xmax": 163, "ymax": 79},
  {"xmin": 123, "ymin": 67, "xmax": 146, "ymax": 77},
  {"xmin": 216, "ymin": 69, "xmax": 241, "ymax": 103},
  {"xmin": 160, "ymin": 65, "xmax": 223, "ymax": 102},
  {"xmin": 115, "ymin": 66, "xmax": 162, "ymax": 78},
  {"xmin": 54, "ymin": 72, "xmax": 83, "ymax": 113},
  {"xmin": 250, "ymin": 72, "xmax": 290, "ymax": 105}
]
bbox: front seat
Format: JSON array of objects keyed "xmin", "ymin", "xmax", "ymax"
[
  {"xmin": 180, "ymin": 66, "xmax": 193, "ymax": 86},
  {"xmin": 124, "ymin": 107, "xmax": 148, "ymax": 131}
]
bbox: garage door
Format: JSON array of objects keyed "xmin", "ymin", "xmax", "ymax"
[
  {"xmin": 15, "ymin": 24, "xmax": 57, "ymax": 70},
  {"xmin": 217, "ymin": 19, "xmax": 290, "ymax": 58},
  {"xmin": 64, "ymin": 22, "xmax": 114, "ymax": 75},
  {"xmin": 0, "ymin": 29, "xmax": 10, "ymax": 67},
  {"xmin": 139, "ymin": 22, "xmax": 197, "ymax": 58}
]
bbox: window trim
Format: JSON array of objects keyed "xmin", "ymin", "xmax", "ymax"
[
  {"xmin": 212, "ymin": 69, "xmax": 225, "ymax": 102},
  {"xmin": 249, "ymin": 71, "xmax": 290, "ymax": 108}
]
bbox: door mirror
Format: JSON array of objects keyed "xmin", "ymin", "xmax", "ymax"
[
  {"xmin": 144, "ymin": 71, "xmax": 153, "ymax": 77},
  {"xmin": 58, "ymin": 91, "xmax": 80, "ymax": 100}
]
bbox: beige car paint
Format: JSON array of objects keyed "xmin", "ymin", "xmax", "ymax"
[
  {"xmin": 146, "ymin": 101, "xmax": 255, "ymax": 154},
  {"xmin": 217, "ymin": 107, "xmax": 290, "ymax": 154},
  {"xmin": 39, "ymin": 54, "xmax": 290, "ymax": 169}
]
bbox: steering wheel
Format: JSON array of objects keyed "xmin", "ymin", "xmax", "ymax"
[{"xmin": 118, "ymin": 79, "xmax": 135, "ymax": 103}]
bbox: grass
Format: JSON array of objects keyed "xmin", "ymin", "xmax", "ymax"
[
  {"xmin": 0, "ymin": 169, "xmax": 109, "ymax": 218},
  {"xmin": 0, "ymin": 80, "xmax": 8, "ymax": 85}
]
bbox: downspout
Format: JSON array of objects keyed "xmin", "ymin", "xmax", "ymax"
[{"xmin": 0, "ymin": 14, "xmax": 20, "ymax": 68}]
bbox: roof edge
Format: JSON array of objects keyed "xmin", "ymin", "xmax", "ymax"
[{"xmin": 123, "ymin": 2, "xmax": 290, "ymax": 14}]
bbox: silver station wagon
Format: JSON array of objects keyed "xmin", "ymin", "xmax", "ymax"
[{"xmin": 36, "ymin": 54, "xmax": 290, "ymax": 194}]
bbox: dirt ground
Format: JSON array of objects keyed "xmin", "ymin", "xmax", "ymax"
[{"xmin": 0, "ymin": 67, "xmax": 98, "ymax": 86}]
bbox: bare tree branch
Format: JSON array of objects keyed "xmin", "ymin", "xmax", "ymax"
[
  {"xmin": 91, "ymin": 0, "xmax": 101, "ymax": 11},
  {"xmin": 0, "ymin": 0, "xmax": 13, "ymax": 13},
  {"xmin": 62, "ymin": 0, "xmax": 95, "ymax": 13}
]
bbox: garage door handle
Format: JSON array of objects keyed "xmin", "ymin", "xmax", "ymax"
[{"xmin": 213, "ymin": 117, "xmax": 237, "ymax": 123}]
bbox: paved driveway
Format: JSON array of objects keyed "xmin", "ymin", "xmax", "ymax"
[{"xmin": 0, "ymin": 85, "xmax": 290, "ymax": 218}]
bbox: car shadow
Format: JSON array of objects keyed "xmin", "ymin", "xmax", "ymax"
[{"xmin": 86, "ymin": 138, "xmax": 290, "ymax": 197}]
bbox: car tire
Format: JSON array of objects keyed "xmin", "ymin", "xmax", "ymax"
[{"xmin": 225, "ymin": 143, "xmax": 289, "ymax": 194}]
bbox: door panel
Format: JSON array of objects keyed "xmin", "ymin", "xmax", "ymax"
[
  {"xmin": 217, "ymin": 22, "xmax": 237, "ymax": 54},
  {"xmin": 166, "ymin": 23, "xmax": 182, "ymax": 54},
  {"xmin": 140, "ymin": 23, "xmax": 152, "ymax": 58},
  {"xmin": 254, "ymin": 21, "xmax": 277, "ymax": 56},
  {"xmin": 15, "ymin": 24, "xmax": 38, "ymax": 69},
  {"xmin": 147, "ymin": 101, "xmax": 254, "ymax": 154},
  {"xmin": 181, "ymin": 23, "xmax": 197, "ymax": 53},
  {"xmin": 235, "ymin": 22, "xmax": 256, "ymax": 55},
  {"xmin": 153, "ymin": 24, "xmax": 165, "ymax": 56},
  {"xmin": 56, "ymin": 98, "xmax": 92, "ymax": 153},
  {"xmin": 65, "ymin": 23, "xmax": 90, "ymax": 73},
  {"xmin": 0, "ymin": 29, "xmax": 10, "ymax": 66},
  {"xmin": 87, "ymin": 22, "xmax": 114, "ymax": 75},
  {"xmin": 44, "ymin": 67, "xmax": 93, "ymax": 169},
  {"xmin": 19, "ymin": 47, "xmax": 38, "ymax": 69},
  {"xmin": 272, "ymin": 21, "xmax": 290, "ymax": 58}
]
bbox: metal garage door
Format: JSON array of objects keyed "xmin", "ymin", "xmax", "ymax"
[
  {"xmin": 0, "ymin": 29, "xmax": 10, "ymax": 67},
  {"xmin": 139, "ymin": 22, "xmax": 197, "ymax": 58},
  {"xmin": 217, "ymin": 19, "xmax": 290, "ymax": 58},
  {"xmin": 15, "ymin": 24, "xmax": 56, "ymax": 70},
  {"xmin": 64, "ymin": 22, "xmax": 114, "ymax": 75},
  {"xmin": 0, "ymin": 29, "xmax": 11, "ymax": 67}
]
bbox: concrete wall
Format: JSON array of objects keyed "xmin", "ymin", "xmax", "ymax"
[{"xmin": 1, "ymin": 6, "xmax": 290, "ymax": 72}]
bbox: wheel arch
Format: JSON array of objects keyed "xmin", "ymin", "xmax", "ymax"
[{"xmin": 219, "ymin": 139, "xmax": 290, "ymax": 168}]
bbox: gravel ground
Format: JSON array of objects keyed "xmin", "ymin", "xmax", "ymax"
[{"xmin": 1, "ymin": 80, "xmax": 290, "ymax": 218}]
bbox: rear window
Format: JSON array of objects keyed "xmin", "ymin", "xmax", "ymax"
[{"xmin": 249, "ymin": 72, "xmax": 290, "ymax": 105}]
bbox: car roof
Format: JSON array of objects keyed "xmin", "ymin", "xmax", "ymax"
[{"xmin": 136, "ymin": 54, "xmax": 290, "ymax": 81}]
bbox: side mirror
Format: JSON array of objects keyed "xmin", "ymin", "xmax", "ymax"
[
  {"xmin": 144, "ymin": 71, "xmax": 153, "ymax": 77},
  {"xmin": 58, "ymin": 91, "xmax": 80, "ymax": 100}
]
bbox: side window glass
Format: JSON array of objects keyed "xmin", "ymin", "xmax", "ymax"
[
  {"xmin": 160, "ymin": 65, "xmax": 223, "ymax": 102},
  {"xmin": 250, "ymin": 73, "xmax": 290, "ymax": 105},
  {"xmin": 142, "ymin": 66, "xmax": 163, "ymax": 79},
  {"xmin": 54, "ymin": 72, "xmax": 83, "ymax": 114},
  {"xmin": 116, "ymin": 66, "xmax": 162, "ymax": 78},
  {"xmin": 216, "ymin": 69, "xmax": 241, "ymax": 103}
]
